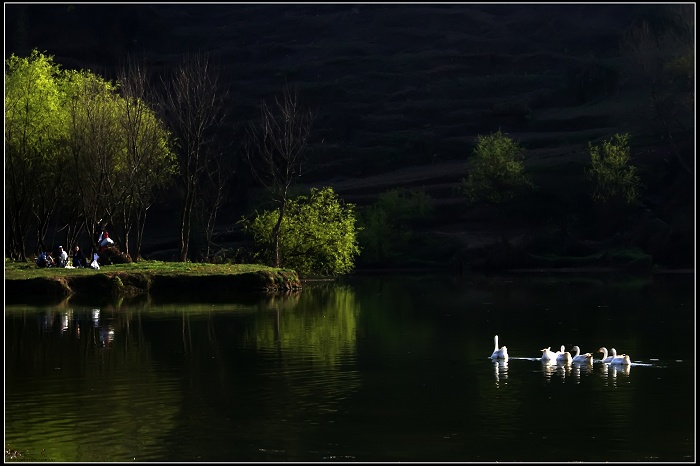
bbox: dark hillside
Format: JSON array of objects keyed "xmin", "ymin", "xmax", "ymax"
[
  {"xmin": 3, "ymin": 4, "xmax": 649, "ymax": 167},
  {"xmin": 4, "ymin": 3, "xmax": 694, "ymax": 269}
]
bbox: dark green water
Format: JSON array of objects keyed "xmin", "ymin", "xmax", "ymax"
[{"xmin": 4, "ymin": 272, "xmax": 695, "ymax": 462}]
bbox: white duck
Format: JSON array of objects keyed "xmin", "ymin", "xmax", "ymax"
[
  {"xmin": 610, "ymin": 349, "xmax": 631, "ymax": 365},
  {"xmin": 540, "ymin": 346, "xmax": 559, "ymax": 362},
  {"xmin": 490, "ymin": 335, "xmax": 509, "ymax": 360},
  {"xmin": 597, "ymin": 347, "xmax": 617, "ymax": 364},
  {"xmin": 556, "ymin": 344, "xmax": 572, "ymax": 364},
  {"xmin": 571, "ymin": 345, "xmax": 594, "ymax": 364}
]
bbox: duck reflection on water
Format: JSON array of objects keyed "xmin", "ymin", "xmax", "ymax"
[
  {"xmin": 540, "ymin": 360, "xmax": 558, "ymax": 382},
  {"xmin": 571, "ymin": 359, "xmax": 594, "ymax": 383},
  {"xmin": 610, "ymin": 364, "xmax": 631, "ymax": 378},
  {"xmin": 492, "ymin": 359, "xmax": 509, "ymax": 385},
  {"xmin": 555, "ymin": 360, "xmax": 572, "ymax": 381},
  {"xmin": 597, "ymin": 361, "xmax": 632, "ymax": 386}
]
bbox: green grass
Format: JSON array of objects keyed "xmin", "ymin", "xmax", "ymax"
[{"xmin": 4, "ymin": 259, "xmax": 290, "ymax": 281}]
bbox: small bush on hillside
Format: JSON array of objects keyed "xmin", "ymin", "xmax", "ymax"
[
  {"xmin": 586, "ymin": 133, "xmax": 644, "ymax": 239},
  {"xmin": 460, "ymin": 129, "xmax": 534, "ymax": 204},
  {"xmin": 358, "ymin": 188, "xmax": 433, "ymax": 265},
  {"xmin": 586, "ymin": 133, "xmax": 642, "ymax": 205}
]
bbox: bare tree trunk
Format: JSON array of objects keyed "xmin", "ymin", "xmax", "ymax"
[
  {"xmin": 134, "ymin": 206, "xmax": 148, "ymax": 262},
  {"xmin": 244, "ymin": 83, "xmax": 314, "ymax": 268},
  {"xmin": 198, "ymin": 155, "xmax": 234, "ymax": 261},
  {"xmin": 180, "ymin": 190, "xmax": 194, "ymax": 262},
  {"xmin": 272, "ymin": 201, "xmax": 287, "ymax": 268}
]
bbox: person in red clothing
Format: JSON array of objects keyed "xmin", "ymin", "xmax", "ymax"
[{"xmin": 98, "ymin": 230, "xmax": 114, "ymax": 252}]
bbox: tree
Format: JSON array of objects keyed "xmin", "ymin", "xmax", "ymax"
[
  {"xmin": 244, "ymin": 187, "xmax": 360, "ymax": 276},
  {"xmin": 115, "ymin": 56, "xmax": 177, "ymax": 259},
  {"xmin": 586, "ymin": 133, "xmax": 642, "ymax": 238},
  {"xmin": 244, "ymin": 83, "xmax": 314, "ymax": 268},
  {"xmin": 63, "ymin": 68, "xmax": 124, "ymax": 252},
  {"xmin": 63, "ymin": 64, "xmax": 175, "ymax": 259},
  {"xmin": 586, "ymin": 133, "xmax": 642, "ymax": 205},
  {"xmin": 195, "ymin": 152, "xmax": 235, "ymax": 261},
  {"xmin": 358, "ymin": 188, "xmax": 433, "ymax": 265},
  {"xmin": 460, "ymin": 129, "xmax": 533, "ymax": 204},
  {"xmin": 5, "ymin": 50, "xmax": 69, "ymax": 260},
  {"xmin": 619, "ymin": 4, "xmax": 694, "ymax": 176},
  {"xmin": 159, "ymin": 52, "xmax": 230, "ymax": 262},
  {"xmin": 6, "ymin": 49, "xmax": 176, "ymax": 261}
]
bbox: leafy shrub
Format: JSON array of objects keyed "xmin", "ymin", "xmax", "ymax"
[
  {"xmin": 460, "ymin": 129, "xmax": 533, "ymax": 204},
  {"xmin": 358, "ymin": 187, "xmax": 433, "ymax": 265},
  {"xmin": 245, "ymin": 187, "xmax": 360, "ymax": 276},
  {"xmin": 586, "ymin": 133, "xmax": 642, "ymax": 205}
]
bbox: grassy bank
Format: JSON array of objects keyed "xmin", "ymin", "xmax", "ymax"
[{"xmin": 4, "ymin": 260, "xmax": 302, "ymax": 304}]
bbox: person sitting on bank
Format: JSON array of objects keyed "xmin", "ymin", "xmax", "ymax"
[
  {"xmin": 72, "ymin": 245, "xmax": 88, "ymax": 268},
  {"xmin": 98, "ymin": 230, "xmax": 114, "ymax": 252},
  {"xmin": 36, "ymin": 251, "xmax": 54, "ymax": 268},
  {"xmin": 56, "ymin": 245, "xmax": 69, "ymax": 268}
]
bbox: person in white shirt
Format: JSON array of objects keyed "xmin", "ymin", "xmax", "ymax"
[{"xmin": 57, "ymin": 245, "xmax": 69, "ymax": 267}]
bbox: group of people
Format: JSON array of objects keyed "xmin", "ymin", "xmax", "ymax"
[
  {"xmin": 36, "ymin": 245, "xmax": 88, "ymax": 268},
  {"xmin": 35, "ymin": 230, "xmax": 114, "ymax": 269}
]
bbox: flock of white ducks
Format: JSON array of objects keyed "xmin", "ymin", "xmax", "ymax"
[{"xmin": 490, "ymin": 336, "xmax": 632, "ymax": 365}]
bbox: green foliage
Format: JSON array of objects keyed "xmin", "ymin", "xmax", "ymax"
[
  {"xmin": 666, "ymin": 46, "xmax": 694, "ymax": 92},
  {"xmin": 460, "ymin": 129, "xmax": 533, "ymax": 204},
  {"xmin": 5, "ymin": 49, "xmax": 177, "ymax": 259},
  {"xmin": 5, "ymin": 50, "xmax": 70, "ymax": 259},
  {"xmin": 358, "ymin": 188, "xmax": 433, "ymax": 264},
  {"xmin": 586, "ymin": 133, "xmax": 642, "ymax": 205},
  {"xmin": 245, "ymin": 187, "xmax": 360, "ymax": 276}
]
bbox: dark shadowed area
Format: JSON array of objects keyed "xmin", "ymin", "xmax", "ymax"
[{"xmin": 4, "ymin": 3, "xmax": 694, "ymax": 270}]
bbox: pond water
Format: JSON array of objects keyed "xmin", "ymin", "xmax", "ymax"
[{"xmin": 4, "ymin": 272, "xmax": 695, "ymax": 462}]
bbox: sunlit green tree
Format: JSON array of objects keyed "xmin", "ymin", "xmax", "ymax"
[
  {"xmin": 5, "ymin": 50, "xmax": 69, "ymax": 259},
  {"xmin": 245, "ymin": 187, "xmax": 360, "ymax": 276},
  {"xmin": 62, "ymin": 63, "xmax": 177, "ymax": 258},
  {"xmin": 6, "ymin": 49, "xmax": 177, "ymax": 260},
  {"xmin": 62, "ymin": 68, "xmax": 126, "ymax": 250}
]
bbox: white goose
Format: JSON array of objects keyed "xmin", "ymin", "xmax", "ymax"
[
  {"xmin": 540, "ymin": 346, "xmax": 559, "ymax": 362},
  {"xmin": 610, "ymin": 348, "xmax": 631, "ymax": 366},
  {"xmin": 571, "ymin": 345, "xmax": 594, "ymax": 364},
  {"xmin": 556, "ymin": 344, "xmax": 572, "ymax": 364},
  {"xmin": 490, "ymin": 335, "xmax": 509, "ymax": 360},
  {"xmin": 597, "ymin": 347, "xmax": 617, "ymax": 364}
]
